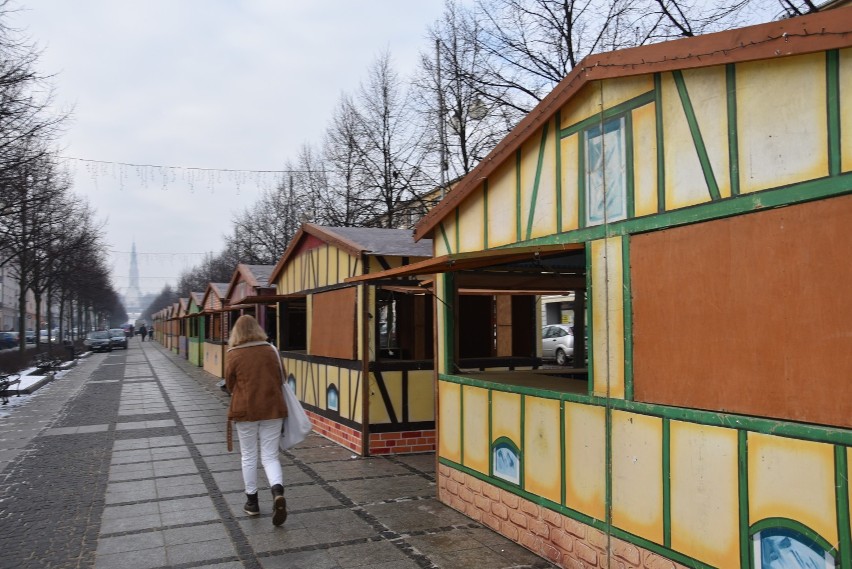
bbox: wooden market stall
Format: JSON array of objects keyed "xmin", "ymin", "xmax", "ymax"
[
  {"xmin": 268, "ymin": 223, "xmax": 435, "ymax": 456},
  {"xmin": 185, "ymin": 291, "xmax": 205, "ymax": 367},
  {"xmin": 358, "ymin": 9, "xmax": 852, "ymax": 569},
  {"xmin": 176, "ymin": 297, "xmax": 189, "ymax": 357},
  {"xmin": 200, "ymin": 282, "xmax": 228, "ymax": 378}
]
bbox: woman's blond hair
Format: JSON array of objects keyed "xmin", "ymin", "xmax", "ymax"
[{"xmin": 228, "ymin": 314, "xmax": 268, "ymax": 348}]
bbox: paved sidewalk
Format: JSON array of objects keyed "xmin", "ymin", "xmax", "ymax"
[{"xmin": 0, "ymin": 340, "xmax": 555, "ymax": 569}]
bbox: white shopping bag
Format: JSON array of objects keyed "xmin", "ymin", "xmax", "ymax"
[
  {"xmin": 280, "ymin": 381, "xmax": 312, "ymax": 450},
  {"xmin": 270, "ymin": 345, "xmax": 312, "ymax": 450}
]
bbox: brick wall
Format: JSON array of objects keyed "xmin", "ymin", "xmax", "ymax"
[
  {"xmin": 306, "ymin": 410, "xmax": 436, "ymax": 456},
  {"xmin": 437, "ymin": 464, "xmax": 689, "ymax": 569},
  {"xmin": 368, "ymin": 430, "xmax": 436, "ymax": 455}
]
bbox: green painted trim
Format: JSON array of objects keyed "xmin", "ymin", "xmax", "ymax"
[
  {"xmin": 555, "ymin": 111, "xmax": 563, "ymax": 231},
  {"xmin": 516, "ymin": 150, "xmax": 522, "ymax": 242},
  {"xmin": 578, "ymin": 130, "xmax": 587, "ymax": 229},
  {"xmin": 520, "ymin": 394, "xmax": 526, "ymax": 489},
  {"xmin": 560, "ymin": 400, "xmax": 566, "ymax": 506},
  {"xmin": 836, "ymin": 445, "xmax": 852, "ymax": 569},
  {"xmin": 502, "ymin": 173, "xmax": 852, "ymax": 250},
  {"xmin": 655, "ymin": 73, "xmax": 666, "ymax": 213},
  {"xmin": 625, "ymin": 110, "xmax": 636, "ymax": 219},
  {"xmin": 438, "ymin": 456, "xmax": 715, "ymax": 569},
  {"xmin": 726, "ymin": 64, "xmax": 740, "ymax": 197},
  {"xmin": 672, "ymin": 69, "xmax": 721, "ymax": 202},
  {"xmin": 739, "ymin": 430, "xmax": 750, "ymax": 569},
  {"xmin": 585, "ymin": 241, "xmax": 593, "ymax": 393},
  {"xmin": 439, "ymin": 373, "xmax": 852, "ymax": 446},
  {"xmin": 622, "ymin": 236, "xmax": 634, "ymax": 401},
  {"xmin": 827, "ymin": 49, "xmax": 841, "ymax": 177},
  {"xmin": 438, "ymin": 222, "xmax": 453, "ymax": 255},
  {"xmin": 483, "ymin": 179, "xmax": 489, "ymax": 250},
  {"xmin": 662, "ymin": 417, "xmax": 671, "ymax": 548},
  {"xmin": 488, "ymin": 389, "xmax": 494, "ymax": 477},
  {"xmin": 749, "ymin": 517, "xmax": 837, "ymax": 557},
  {"xmin": 526, "ymin": 121, "xmax": 550, "ymax": 240},
  {"xmin": 560, "ymin": 90, "xmax": 655, "ymax": 138}
]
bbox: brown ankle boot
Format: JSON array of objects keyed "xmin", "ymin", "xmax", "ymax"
[{"xmin": 271, "ymin": 484, "xmax": 287, "ymax": 526}]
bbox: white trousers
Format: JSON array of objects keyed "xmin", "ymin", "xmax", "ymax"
[{"xmin": 235, "ymin": 418, "xmax": 284, "ymax": 495}]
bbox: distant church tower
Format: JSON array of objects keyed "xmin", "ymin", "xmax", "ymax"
[{"xmin": 125, "ymin": 241, "xmax": 142, "ymax": 313}]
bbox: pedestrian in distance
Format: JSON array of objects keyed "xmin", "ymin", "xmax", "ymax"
[
  {"xmin": 139, "ymin": 324, "xmax": 147, "ymax": 341},
  {"xmin": 225, "ymin": 314, "xmax": 289, "ymax": 526},
  {"xmin": 148, "ymin": 327, "xmax": 153, "ymax": 341}
]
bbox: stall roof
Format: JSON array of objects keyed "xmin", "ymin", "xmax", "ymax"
[
  {"xmin": 225, "ymin": 263, "xmax": 277, "ymax": 303},
  {"xmin": 413, "ymin": 7, "xmax": 852, "ymax": 241},
  {"xmin": 345, "ymin": 243, "xmax": 584, "ymax": 283},
  {"xmin": 269, "ymin": 223, "xmax": 433, "ymax": 283}
]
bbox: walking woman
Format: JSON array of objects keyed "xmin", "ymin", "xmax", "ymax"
[{"xmin": 225, "ymin": 315, "xmax": 288, "ymax": 526}]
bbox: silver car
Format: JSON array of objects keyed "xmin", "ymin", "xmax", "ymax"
[
  {"xmin": 541, "ymin": 324, "xmax": 573, "ymax": 366},
  {"xmin": 84, "ymin": 330, "xmax": 112, "ymax": 353}
]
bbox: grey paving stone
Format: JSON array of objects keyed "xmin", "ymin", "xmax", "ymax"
[
  {"xmin": 166, "ymin": 537, "xmax": 238, "ymax": 565},
  {"xmin": 95, "ymin": 546, "xmax": 168, "ymax": 569},
  {"xmin": 163, "ymin": 521, "xmax": 229, "ymax": 545},
  {"xmin": 96, "ymin": 530, "xmax": 165, "ymax": 555}
]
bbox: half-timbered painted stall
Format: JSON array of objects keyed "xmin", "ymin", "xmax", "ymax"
[
  {"xmin": 223, "ymin": 264, "xmax": 277, "ymax": 337},
  {"xmin": 167, "ymin": 302, "xmax": 179, "ymax": 352},
  {"xmin": 269, "ymin": 223, "xmax": 435, "ymax": 456},
  {"xmin": 177, "ymin": 297, "xmax": 189, "ymax": 357},
  {"xmin": 364, "ymin": 11, "xmax": 852, "ymax": 569},
  {"xmin": 186, "ymin": 292, "xmax": 205, "ymax": 367},
  {"xmin": 200, "ymin": 282, "xmax": 228, "ymax": 378}
]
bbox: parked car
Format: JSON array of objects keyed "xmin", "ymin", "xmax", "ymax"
[
  {"xmin": 0, "ymin": 331, "xmax": 16, "ymax": 349},
  {"xmin": 24, "ymin": 331, "xmax": 35, "ymax": 344},
  {"xmin": 84, "ymin": 330, "xmax": 112, "ymax": 353},
  {"xmin": 108, "ymin": 328, "xmax": 128, "ymax": 350},
  {"xmin": 541, "ymin": 324, "xmax": 574, "ymax": 366}
]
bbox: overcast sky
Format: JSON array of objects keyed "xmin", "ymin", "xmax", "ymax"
[{"xmin": 13, "ymin": 1, "xmax": 449, "ymax": 299}]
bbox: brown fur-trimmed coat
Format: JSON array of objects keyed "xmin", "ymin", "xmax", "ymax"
[{"xmin": 225, "ymin": 341, "xmax": 288, "ymax": 422}]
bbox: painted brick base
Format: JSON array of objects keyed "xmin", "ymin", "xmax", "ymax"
[
  {"xmin": 438, "ymin": 465, "xmax": 689, "ymax": 569},
  {"xmin": 368, "ymin": 429, "xmax": 436, "ymax": 455},
  {"xmin": 306, "ymin": 410, "xmax": 436, "ymax": 456}
]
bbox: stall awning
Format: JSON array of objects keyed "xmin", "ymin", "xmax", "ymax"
[{"xmin": 344, "ymin": 243, "xmax": 584, "ymax": 284}]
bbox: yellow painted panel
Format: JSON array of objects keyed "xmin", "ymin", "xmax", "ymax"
[
  {"xmin": 520, "ymin": 129, "xmax": 537, "ymax": 238},
  {"xmin": 738, "ymin": 53, "xmax": 829, "ymax": 193},
  {"xmin": 560, "ymin": 76, "xmax": 655, "ymax": 130},
  {"xmin": 564, "ymin": 403, "xmax": 606, "ymax": 521},
  {"xmin": 670, "ymin": 422, "xmax": 739, "ymax": 569},
  {"xmin": 438, "ymin": 381, "xmax": 461, "ymax": 462},
  {"xmin": 661, "ymin": 72, "xmax": 713, "ymax": 210},
  {"xmin": 463, "ymin": 386, "xmax": 489, "ymax": 474},
  {"xmin": 632, "ymin": 103, "xmax": 658, "ymax": 217},
  {"xmin": 491, "ymin": 390, "xmax": 521, "ymax": 445},
  {"xmin": 524, "ymin": 397, "xmax": 561, "ymax": 504},
  {"xmin": 590, "ymin": 238, "xmax": 625, "ymax": 398},
  {"xmin": 748, "ymin": 433, "xmax": 837, "ymax": 545},
  {"xmin": 369, "ymin": 371, "xmax": 401, "ymax": 424},
  {"xmin": 611, "ymin": 410, "xmax": 664, "ymax": 544},
  {"xmin": 407, "ymin": 370, "xmax": 435, "ymax": 422},
  {"xmin": 486, "ymin": 157, "xmax": 518, "ymax": 248},
  {"xmin": 840, "ymin": 48, "xmax": 852, "ymax": 173},
  {"xmin": 535, "ymin": 119, "xmax": 559, "ymax": 239},
  {"xmin": 681, "ymin": 66, "xmax": 731, "ymax": 199},
  {"xmin": 458, "ymin": 188, "xmax": 485, "ymax": 253},
  {"xmin": 318, "ymin": 246, "xmax": 329, "ymax": 288},
  {"xmin": 560, "ymin": 133, "xmax": 580, "ymax": 232}
]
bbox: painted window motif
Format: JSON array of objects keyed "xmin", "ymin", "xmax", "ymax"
[
  {"xmin": 585, "ymin": 116, "xmax": 627, "ymax": 226},
  {"xmin": 753, "ymin": 527, "xmax": 834, "ymax": 569},
  {"xmin": 327, "ymin": 384, "xmax": 339, "ymax": 412},
  {"xmin": 492, "ymin": 438, "xmax": 520, "ymax": 485},
  {"xmin": 287, "ymin": 373, "xmax": 297, "ymax": 395}
]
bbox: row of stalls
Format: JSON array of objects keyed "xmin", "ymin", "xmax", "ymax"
[{"xmin": 154, "ymin": 9, "xmax": 852, "ymax": 569}]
